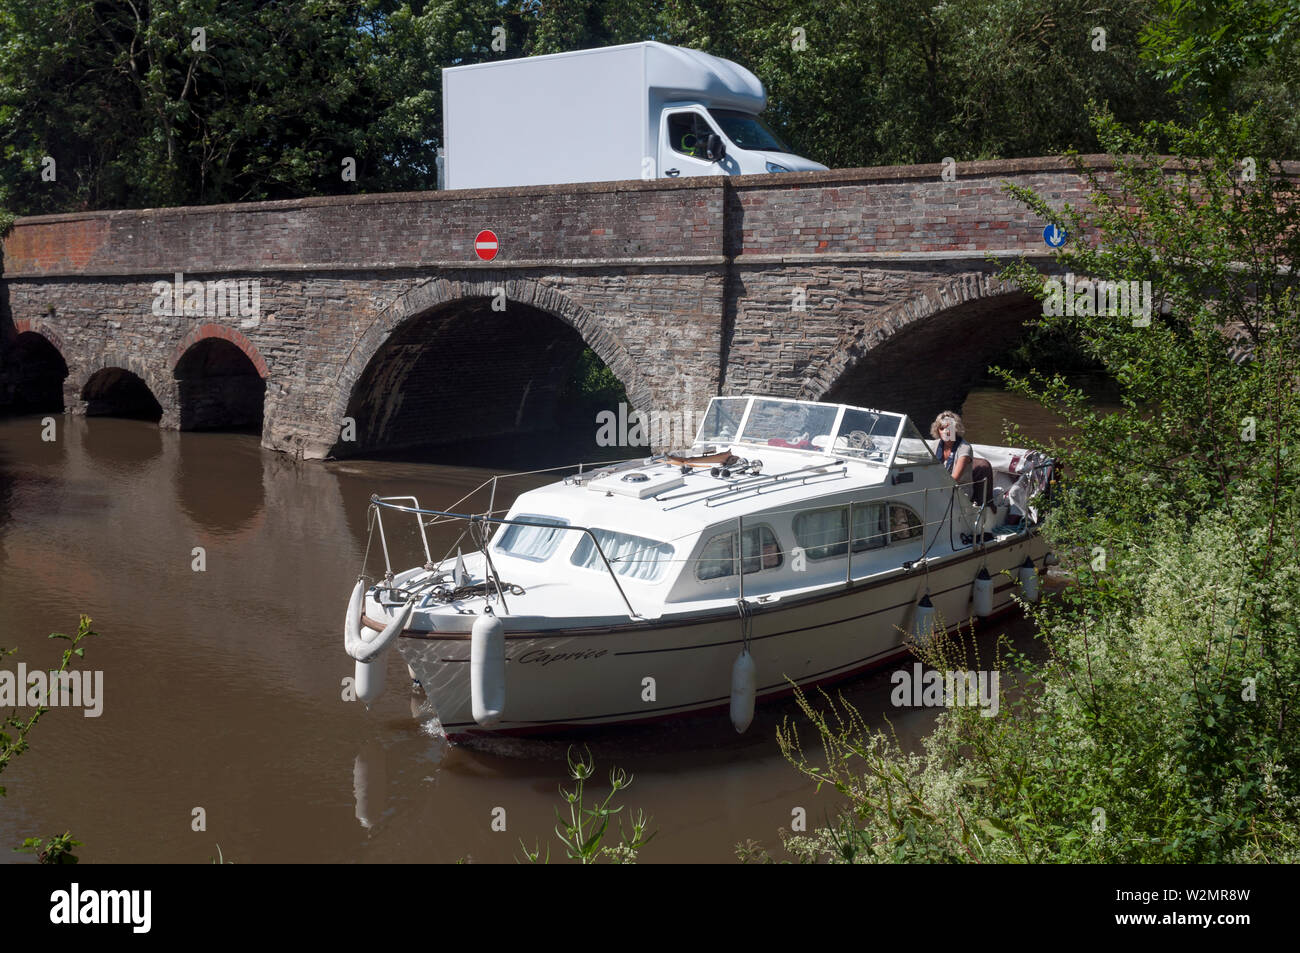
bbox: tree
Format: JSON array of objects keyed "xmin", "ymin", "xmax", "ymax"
[{"xmin": 0, "ymin": 0, "xmax": 486, "ymax": 212}]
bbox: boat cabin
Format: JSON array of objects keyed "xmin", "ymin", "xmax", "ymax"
[{"xmin": 466, "ymin": 396, "xmax": 1027, "ymax": 619}]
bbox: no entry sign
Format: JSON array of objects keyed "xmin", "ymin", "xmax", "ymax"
[{"xmin": 474, "ymin": 229, "xmax": 499, "ymax": 261}]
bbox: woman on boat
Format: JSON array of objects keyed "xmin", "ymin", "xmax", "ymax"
[{"xmin": 931, "ymin": 411, "xmax": 972, "ymax": 486}]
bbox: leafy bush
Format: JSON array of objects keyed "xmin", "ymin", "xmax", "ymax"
[{"xmin": 762, "ymin": 508, "xmax": 1299, "ymax": 863}]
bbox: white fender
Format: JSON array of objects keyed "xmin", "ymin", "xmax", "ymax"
[
  {"xmin": 972, "ymin": 567, "xmax": 993, "ymax": 618},
  {"xmin": 1018, "ymin": 556, "xmax": 1040, "ymax": 603},
  {"xmin": 354, "ymin": 657, "xmax": 387, "ymax": 707},
  {"xmin": 911, "ymin": 593, "xmax": 936, "ymax": 645},
  {"xmin": 471, "ymin": 612, "xmax": 506, "ymax": 727},
  {"xmin": 345, "ymin": 586, "xmax": 414, "ymax": 664},
  {"xmin": 344, "ymin": 578, "xmax": 365, "ymax": 651},
  {"xmin": 730, "ymin": 649, "xmax": 756, "ymax": 734},
  {"xmin": 345, "ymin": 586, "xmax": 415, "ymax": 706}
]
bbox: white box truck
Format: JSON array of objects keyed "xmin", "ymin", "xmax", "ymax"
[{"xmin": 441, "ymin": 41, "xmax": 826, "ymax": 190}]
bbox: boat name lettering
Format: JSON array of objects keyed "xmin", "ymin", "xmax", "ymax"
[{"xmin": 515, "ymin": 648, "xmax": 609, "ymax": 666}]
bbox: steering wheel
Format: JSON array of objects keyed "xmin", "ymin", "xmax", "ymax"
[{"xmin": 844, "ymin": 430, "xmax": 888, "ymax": 457}]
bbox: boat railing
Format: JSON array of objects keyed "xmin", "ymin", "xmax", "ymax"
[
  {"xmin": 418, "ymin": 456, "xmax": 658, "ymax": 538},
  {"xmin": 367, "ymin": 495, "xmax": 642, "ymax": 619}
]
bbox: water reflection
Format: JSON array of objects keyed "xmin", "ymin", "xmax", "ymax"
[
  {"xmin": 175, "ymin": 431, "xmax": 265, "ymax": 536},
  {"xmin": 77, "ymin": 416, "xmax": 162, "ymax": 472},
  {"xmin": 352, "ymin": 739, "xmax": 389, "ymax": 831}
]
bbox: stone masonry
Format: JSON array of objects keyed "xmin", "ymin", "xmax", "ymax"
[{"xmin": 0, "ymin": 156, "xmax": 1105, "ymax": 458}]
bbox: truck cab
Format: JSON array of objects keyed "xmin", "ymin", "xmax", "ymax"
[{"xmin": 658, "ymin": 104, "xmax": 825, "ymax": 178}]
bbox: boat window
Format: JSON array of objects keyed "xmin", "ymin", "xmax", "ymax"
[
  {"xmin": 852, "ymin": 505, "xmax": 888, "ymax": 551},
  {"xmin": 888, "ymin": 505, "xmax": 924, "ymax": 542},
  {"xmin": 493, "ymin": 515, "xmax": 569, "ymax": 561},
  {"xmin": 695, "ymin": 397, "xmax": 749, "ymax": 444},
  {"xmin": 892, "ymin": 418, "xmax": 939, "ymax": 466},
  {"xmin": 571, "ymin": 528, "xmax": 675, "ymax": 582},
  {"xmin": 739, "ymin": 399, "xmax": 840, "ymax": 451},
  {"xmin": 832, "ymin": 408, "xmax": 901, "ymax": 461},
  {"xmin": 793, "ymin": 505, "xmax": 886, "ymax": 560},
  {"xmin": 696, "ymin": 525, "xmax": 784, "ymax": 581}
]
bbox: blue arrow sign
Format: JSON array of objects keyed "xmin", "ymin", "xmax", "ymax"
[{"xmin": 1043, "ymin": 224, "xmax": 1067, "ymax": 248}]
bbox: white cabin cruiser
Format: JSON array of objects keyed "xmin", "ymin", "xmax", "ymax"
[{"xmin": 343, "ymin": 396, "xmax": 1056, "ymax": 740}]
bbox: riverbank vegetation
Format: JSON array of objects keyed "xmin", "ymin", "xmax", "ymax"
[
  {"xmin": 1, "ymin": 615, "xmax": 96, "ymax": 863},
  {"xmin": 745, "ymin": 99, "xmax": 1300, "ymax": 862},
  {"xmin": 518, "ymin": 745, "xmax": 654, "ymax": 864}
]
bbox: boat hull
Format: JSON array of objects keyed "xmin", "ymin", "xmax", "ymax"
[{"xmin": 395, "ymin": 532, "xmax": 1048, "ymax": 739}]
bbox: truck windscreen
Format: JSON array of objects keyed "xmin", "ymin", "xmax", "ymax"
[{"xmin": 708, "ymin": 109, "xmax": 791, "ymax": 153}]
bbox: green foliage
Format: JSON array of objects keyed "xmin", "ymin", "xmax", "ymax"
[
  {"xmin": 2, "ymin": 615, "xmax": 96, "ymax": 862},
  {"xmin": 761, "ymin": 502, "xmax": 1300, "ymax": 863},
  {"xmin": 751, "ymin": 110, "xmax": 1300, "ymax": 863},
  {"xmin": 0, "ymin": 0, "xmax": 489, "ymax": 212},
  {"xmin": 997, "ymin": 111, "xmax": 1300, "ymax": 568},
  {"xmin": 518, "ymin": 745, "xmax": 655, "ymax": 864},
  {"xmin": 0, "ymin": 615, "xmax": 97, "ymax": 795},
  {"xmin": 15, "ymin": 831, "xmax": 81, "ymax": 864},
  {"xmin": 563, "ymin": 347, "xmax": 627, "ymax": 410},
  {"xmin": 703, "ymin": 0, "xmax": 1179, "ymax": 167},
  {"xmin": 1141, "ymin": 0, "xmax": 1300, "ymax": 102}
]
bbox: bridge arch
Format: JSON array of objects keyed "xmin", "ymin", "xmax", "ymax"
[
  {"xmin": 800, "ymin": 275, "xmax": 1042, "ymax": 426},
  {"xmin": 172, "ymin": 324, "xmax": 269, "ymax": 433},
  {"xmin": 327, "ymin": 277, "xmax": 649, "ymax": 457},
  {"xmin": 77, "ymin": 351, "xmax": 172, "ymax": 423},
  {"xmin": 3, "ymin": 321, "xmax": 68, "ymax": 413}
]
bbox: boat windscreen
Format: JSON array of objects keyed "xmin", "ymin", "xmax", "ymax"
[
  {"xmin": 694, "ymin": 397, "xmax": 749, "ymax": 445},
  {"xmin": 831, "ymin": 407, "xmax": 905, "ymax": 461},
  {"xmin": 737, "ymin": 398, "xmax": 840, "ymax": 451},
  {"xmin": 892, "ymin": 418, "xmax": 938, "ymax": 465}
]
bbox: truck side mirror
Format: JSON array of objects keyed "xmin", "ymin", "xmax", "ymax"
[{"xmin": 705, "ymin": 134, "xmax": 726, "ymax": 162}]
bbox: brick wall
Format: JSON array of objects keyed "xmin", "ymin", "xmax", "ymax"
[{"xmin": 1, "ymin": 156, "xmax": 1122, "ymax": 458}]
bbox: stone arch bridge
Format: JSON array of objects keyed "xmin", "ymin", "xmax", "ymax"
[{"xmin": 0, "ymin": 157, "xmax": 1105, "ymax": 458}]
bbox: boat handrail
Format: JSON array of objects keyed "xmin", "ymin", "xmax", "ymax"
[
  {"xmin": 368, "ymin": 496, "xmax": 641, "ymax": 619},
  {"xmin": 431, "ymin": 455, "xmax": 657, "ymax": 524},
  {"xmin": 658, "ymin": 460, "xmax": 849, "ymax": 510}
]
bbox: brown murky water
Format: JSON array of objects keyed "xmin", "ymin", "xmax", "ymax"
[{"xmin": 0, "ymin": 386, "xmax": 1098, "ymax": 863}]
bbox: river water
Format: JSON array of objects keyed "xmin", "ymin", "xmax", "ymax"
[{"xmin": 0, "ymin": 386, "xmax": 1090, "ymax": 863}]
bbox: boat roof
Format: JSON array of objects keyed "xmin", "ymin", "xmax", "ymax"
[{"xmin": 504, "ymin": 396, "xmax": 940, "ymax": 540}]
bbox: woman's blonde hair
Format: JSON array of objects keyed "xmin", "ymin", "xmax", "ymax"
[{"xmin": 929, "ymin": 411, "xmax": 965, "ymax": 439}]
